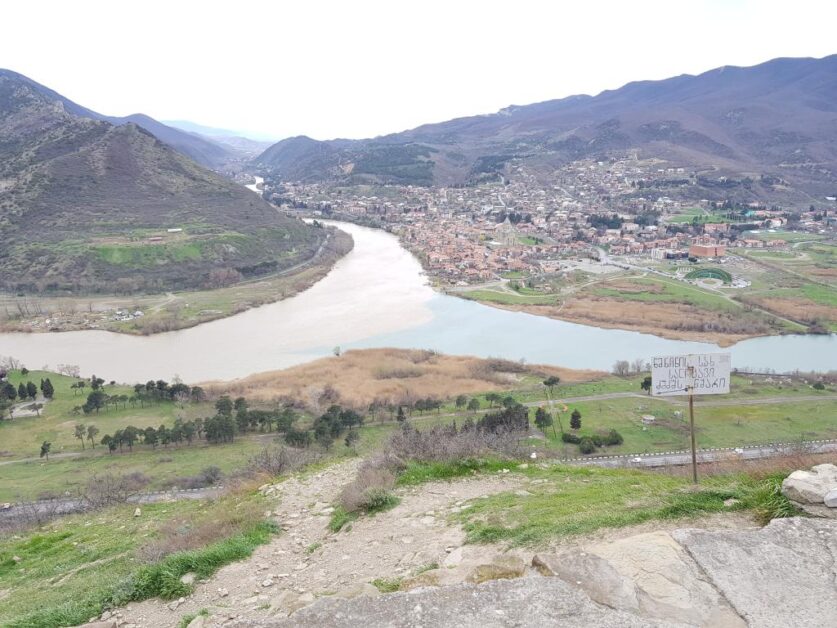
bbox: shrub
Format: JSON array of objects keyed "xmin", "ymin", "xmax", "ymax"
[
  {"xmin": 561, "ymin": 432, "xmax": 581, "ymax": 444},
  {"xmin": 83, "ymin": 472, "xmax": 151, "ymax": 508},
  {"xmin": 247, "ymin": 445, "xmax": 315, "ymax": 477},
  {"xmin": 578, "ymin": 437, "xmax": 597, "ymax": 455},
  {"xmin": 387, "ymin": 421, "xmax": 525, "ymax": 464},
  {"xmin": 338, "ymin": 463, "xmax": 397, "ymax": 514},
  {"xmin": 591, "ymin": 434, "xmax": 604, "ymax": 447},
  {"xmin": 605, "ymin": 429, "xmax": 624, "ymax": 446}
]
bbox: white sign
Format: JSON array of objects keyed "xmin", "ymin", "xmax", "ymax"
[{"xmin": 651, "ymin": 353, "xmax": 731, "ymax": 397}]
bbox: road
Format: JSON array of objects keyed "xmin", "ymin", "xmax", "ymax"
[
  {"xmin": 527, "ymin": 393, "xmax": 837, "ymax": 409},
  {"xmin": 565, "ymin": 439, "xmax": 837, "ymax": 470}
]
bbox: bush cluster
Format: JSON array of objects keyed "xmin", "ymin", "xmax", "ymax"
[{"xmin": 562, "ymin": 429, "xmax": 623, "ymax": 454}]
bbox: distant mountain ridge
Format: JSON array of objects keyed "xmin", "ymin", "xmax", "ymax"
[
  {"xmin": 0, "ymin": 70, "xmax": 323, "ymax": 294},
  {"xmin": 0, "ymin": 70, "xmax": 231, "ymax": 168},
  {"xmin": 252, "ymin": 55, "xmax": 837, "ymax": 199}
]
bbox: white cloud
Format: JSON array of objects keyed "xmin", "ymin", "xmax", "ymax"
[{"xmin": 2, "ymin": 0, "xmax": 835, "ymax": 140}]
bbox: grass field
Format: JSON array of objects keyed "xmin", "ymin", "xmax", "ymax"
[
  {"xmin": 0, "ymin": 490, "xmax": 273, "ymax": 627},
  {"xmin": 1, "ymin": 370, "xmax": 197, "ymax": 460},
  {"xmin": 747, "ymin": 231, "xmax": 826, "ymax": 243},
  {"xmin": 450, "ymin": 464, "xmax": 787, "ymax": 546},
  {"xmin": 2, "ymin": 360, "xmax": 834, "ymax": 500},
  {"xmin": 459, "ymin": 289, "xmax": 559, "ymax": 306},
  {"xmin": 532, "ymin": 397, "xmax": 837, "ymax": 456}
]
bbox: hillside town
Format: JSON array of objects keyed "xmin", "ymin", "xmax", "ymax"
[{"xmin": 261, "ymin": 156, "xmax": 837, "ymax": 285}]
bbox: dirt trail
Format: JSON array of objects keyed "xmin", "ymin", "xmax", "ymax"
[{"xmin": 120, "ymin": 459, "xmax": 523, "ymax": 627}]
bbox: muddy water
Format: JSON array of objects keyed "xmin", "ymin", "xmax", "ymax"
[{"xmin": 0, "ymin": 222, "xmax": 834, "ymax": 382}]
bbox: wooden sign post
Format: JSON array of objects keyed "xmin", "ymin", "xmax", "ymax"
[{"xmin": 651, "ymin": 353, "xmax": 731, "ymax": 483}]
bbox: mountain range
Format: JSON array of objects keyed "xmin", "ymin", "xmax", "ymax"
[
  {"xmin": 252, "ymin": 55, "xmax": 837, "ymax": 201},
  {"xmin": 0, "ymin": 70, "xmax": 324, "ymax": 294}
]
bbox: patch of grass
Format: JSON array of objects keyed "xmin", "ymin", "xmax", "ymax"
[
  {"xmin": 179, "ymin": 608, "xmax": 209, "ymax": 628},
  {"xmin": 371, "ymin": 577, "xmax": 403, "ymax": 593},
  {"xmin": 460, "ymin": 289, "xmax": 559, "ymax": 306},
  {"xmin": 453, "ymin": 465, "xmax": 768, "ymax": 547},
  {"xmin": 396, "ymin": 459, "xmax": 517, "ymax": 486},
  {"xmin": 800, "ymin": 284, "xmax": 837, "ymax": 307},
  {"xmin": 305, "ymin": 542, "xmax": 322, "ymax": 555},
  {"xmin": 328, "ymin": 506, "xmax": 358, "ymax": 532},
  {"xmin": 413, "ymin": 562, "xmax": 439, "ymax": 576},
  {"xmin": 364, "ymin": 491, "xmax": 400, "ymax": 515},
  {"xmin": 129, "ymin": 521, "xmax": 276, "ymax": 601},
  {"xmin": 740, "ymin": 473, "xmax": 802, "ymax": 525},
  {"xmin": 748, "ymin": 231, "xmax": 824, "ymax": 243}
]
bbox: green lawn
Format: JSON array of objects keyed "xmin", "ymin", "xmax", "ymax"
[
  {"xmin": 588, "ymin": 277, "xmax": 735, "ymax": 310},
  {"xmin": 747, "ymin": 231, "xmax": 825, "ymax": 243},
  {"xmin": 532, "ymin": 397, "xmax": 837, "ymax": 456},
  {"xmin": 1, "ymin": 370, "xmax": 196, "ymax": 460},
  {"xmin": 800, "ymin": 283, "xmax": 837, "ymax": 306},
  {"xmin": 460, "ymin": 289, "xmax": 559, "ymax": 306}
]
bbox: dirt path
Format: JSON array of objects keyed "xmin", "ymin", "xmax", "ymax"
[{"xmin": 120, "ymin": 460, "xmax": 523, "ymax": 627}]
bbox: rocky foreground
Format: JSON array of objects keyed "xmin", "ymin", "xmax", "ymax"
[
  {"xmin": 85, "ymin": 463, "xmax": 837, "ymax": 628},
  {"xmin": 231, "ymin": 517, "xmax": 836, "ymax": 628}
]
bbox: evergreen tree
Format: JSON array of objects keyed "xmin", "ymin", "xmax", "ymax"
[
  {"xmin": 570, "ymin": 409, "xmax": 582, "ymax": 430},
  {"xmin": 41, "ymin": 378, "xmax": 55, "ymax": 399}
]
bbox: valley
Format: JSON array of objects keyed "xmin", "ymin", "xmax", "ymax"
[{"xmin": 0, "ymin": 12, "xmax": 836, "ymax": 627}]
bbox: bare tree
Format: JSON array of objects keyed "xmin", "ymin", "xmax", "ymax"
[{"xmin": 612, "ymin": 360, "xmax": 631, "ymax": 376}]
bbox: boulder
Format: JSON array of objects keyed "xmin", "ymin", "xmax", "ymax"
[
  {"xmin": 532, "ymin": 552, "xmax": 639, "ymax": 611},
  {"xmin": 534, "ymin": 540, "xmax": 753, "ymax": 626},
  {"xmin": 585, "ymin": 532, "xmax": 743, "ymax": 627},
  {"xmin": 673, "ymin": 517, "xmax": 837, "ymax": 628},
  {"xmin": 781, "ymin": 464, "xmax": 837, "ymax": 504},
  {"xmin": 442, "ymin": 547, "xmax": 464, "ymax": 568},
  {"xmin": 180, "ymin": 572, "xmax": 196, "ymax": 586},
  {"xmin": 824, "ymin": 488, "xmax": 837, "ymax": 508}
]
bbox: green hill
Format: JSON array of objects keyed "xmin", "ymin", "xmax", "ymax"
[{"xmin": 0, "ymin": 71, "xmax": 324, "ymax": 294}]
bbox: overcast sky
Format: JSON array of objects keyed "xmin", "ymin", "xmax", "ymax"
[{"xmin": 3, "ymin": 0, "xmax": 835, "ymax": 141}]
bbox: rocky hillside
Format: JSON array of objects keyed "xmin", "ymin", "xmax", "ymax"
[
  {"xmin": 253, "ymin": 55, "xmax": 837, "ymax": 197},
  {"xmin": 0, "ymin": 72, "xmax": 325, "ymax": 294}
]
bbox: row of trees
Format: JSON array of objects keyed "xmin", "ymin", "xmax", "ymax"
[
  {"xmin": 74, "ymin": 381, "xmax": 207, "ymax": 415},
  {"xmin": 1, "ymin": 378, "xmax": 54, "ymax": 403}
]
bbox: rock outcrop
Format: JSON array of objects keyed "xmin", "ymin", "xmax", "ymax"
[
  {"xmin": 238, "ymin": 577, "xmax": 678, "ymax": 628},
  {"xmin": 230, "ymin": 517, "xmax": 836, "ymax": 628}
]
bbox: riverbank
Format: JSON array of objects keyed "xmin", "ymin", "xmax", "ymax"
[
  {"xmin": 0, "ymin": 227, "xmax": 353, "ymax": 336},
  {"xmin": 461, "ymin": 299, "xmax": 762, "ymax": 347}
]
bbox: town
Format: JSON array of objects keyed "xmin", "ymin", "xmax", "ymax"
[{"xmin": 260, "ymin": 154, "xmax": 836, "ymax": 287}]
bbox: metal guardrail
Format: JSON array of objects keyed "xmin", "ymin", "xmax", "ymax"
[{"xmin": 550, "ymin": 438, "xmax": 837, "ymax": 464}]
